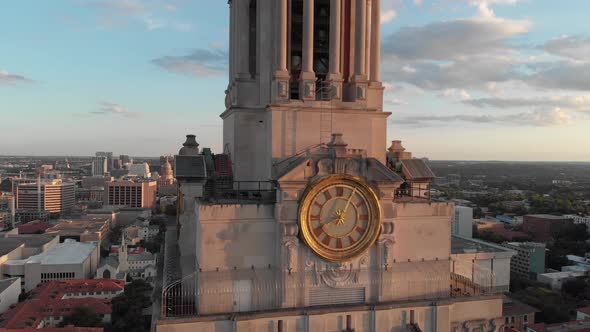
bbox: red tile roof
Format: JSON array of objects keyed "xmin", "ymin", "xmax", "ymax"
[
  {"xmin": 5, "ymin": 327, "xmax": 103, "ymax": 332},
  {"xmin": 34, "ymin": 279, "xmax": 125, "ymax": 299},
  {"xmin": 579, "ymin": 306, "xmax": 590, "ymax": 316},
  {"xmin": 0, "ymin": 279, "xmax": 121, "ymax": 329},
  {"xmin": 503, "ymin": 300, "xmax": 539, "ymax": 316},
  {"xmin": 17, "ymin": 220, "xmax": 52, "ymax": 234},
  {"xmin": 0, "ymin": 298, "xmax": 111, "ymax": 329}
]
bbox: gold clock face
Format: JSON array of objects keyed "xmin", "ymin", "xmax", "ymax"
[{"xmin": 299, "ymin": 175, "xmax": 381, "ymax": 262}]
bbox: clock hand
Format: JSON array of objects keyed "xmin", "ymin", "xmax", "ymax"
[{"xmin": 342, "ymin": 188, "xmax": 357, "ymax": 217}]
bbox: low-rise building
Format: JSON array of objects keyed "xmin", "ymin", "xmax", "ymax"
[
  {"xmin": 537, "ymin": 271, "xmax": 586, "ymax": 290},
  {"xmin": 17, "ymin": 220, "xmax": 52, "ymax": 234},
  {"xmin": 528, "ymin": 320, "xmax": 590, "ymax": 332},
  {"xmin": 451, "ymin": 235, "xmax": 516, "ymax": 294},
  {"xmin": 502, "ymin": 242, "xmax": 546, "ymax": 280},
  {"xmin": 1, "ymin": 239, "xmax": 99, "ymax": 291},
  {"xmin": 127, "ymin": 251, "xmax": 156, "ymax": 281},
  {"xmin": 565, "ymin": 214, "xmax": 590, "ymax": 230},
  {"xmin": 0, "ymin": 278, "xmax": 21, "ymax": 314},
  {"xmin": 523, "ymin": 214, "xmax": 574, "ymax": 243},
  {"xmin": 503, "ymin": 297, "xmax": 538, "ymax": 332},
  {"xmin": 45, "ymin": 215, "xmax": 110, "ymax": 245},
  {"xmin": 0, "ymin": 279, "xmax": 117, "ymax": 329}
]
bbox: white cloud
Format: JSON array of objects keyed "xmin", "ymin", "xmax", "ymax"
[
  {"xmin": 544, "ymin": 35, "xmax": 590, "ymax": 61},
  {"xmin": 381, "ymin": 10, "xmax": 397, "ymax": 24},
  {"xmin": 90, "ymin": 102, "xmax": 141, "ymax": 117},
  {"xmin": 396, "ymin": 108, "xmax": 571, "ymax": 127},
  {"xmin": 152, "ymin": 49, "xmax": 228, "ymax": 78},
  {"xmin": 0, "ymin": 70, "xmax": 34, "ymax": 85}
]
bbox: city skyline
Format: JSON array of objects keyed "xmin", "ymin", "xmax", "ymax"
[{"xmin": 1, "ymin": 0, "xmax": 590, "ymax": 161}]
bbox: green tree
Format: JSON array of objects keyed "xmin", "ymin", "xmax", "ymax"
[
  {"xmin": 109, "ymin": 280, "xmax": 153, "ymax": 332},
  {"xmin": 59, "ymin": 307, "xmax": 102, "ymax": 328},
  {"xmin": 562, "ymin": 278, "xmax": 587, "ymax": 299}
]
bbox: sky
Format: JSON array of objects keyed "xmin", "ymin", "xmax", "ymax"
[{"xmin": 1, "ymin": 0, "xmax": 589, "ymax": 161}]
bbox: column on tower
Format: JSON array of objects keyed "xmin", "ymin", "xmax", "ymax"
[
  {"xmin": 274, "ymin": 0, "xmax": 290, "ymax": 102},
  {"xmin": 369, "ymin": 0, "xmax": 381, "ymax": 85},
  {"xmin": 299, "ymin": 0, "xmax": 316, "ymax": 100},
  {"xmin": 326, "ymin": 0, "xmax": 343, "ymax": 101},
  {"xmin": 351, "ymin": 0, "xmax": 368, "ymax": 101},
  {"xmin": 237, "ymin": 0, "xmax": 252, "ymax": 79},
  {"xmin": 365, "ymin": 0, "xmax": 371, "ymax": 79}
]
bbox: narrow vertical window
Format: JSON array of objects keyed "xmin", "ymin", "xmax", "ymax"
[{"xmin": 249, "ymin": 0, "xmax": 257, "ymax": 78}]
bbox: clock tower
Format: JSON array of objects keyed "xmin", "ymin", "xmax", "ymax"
[{"xmin": 158, "ymin": 1, "xmax": 510, "ymax": 331}]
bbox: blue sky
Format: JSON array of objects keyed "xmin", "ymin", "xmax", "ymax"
[{"xmin": 1, "ymin": 0, "xmax": 589, "ymax": 161}]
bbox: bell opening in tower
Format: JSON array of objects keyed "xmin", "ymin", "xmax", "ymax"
[
  {"xmin": 249, "ymin": 0, "xmax": 257, "ymax": 79},
  {"xmin": 289, "ymin": 0, "xmax": 303, "ymax": 100},
  {"xmin": 313, "ymin": 0, "xmax": 330, "ymax": 97}
]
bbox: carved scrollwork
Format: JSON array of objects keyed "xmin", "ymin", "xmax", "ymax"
[
  {"xmin": 320, "ymin": 262, "xmax": 359, "ymax": 288},
  {"xmin": 378, "ymin": 238, "xmax": 394, "ymax": 266}
]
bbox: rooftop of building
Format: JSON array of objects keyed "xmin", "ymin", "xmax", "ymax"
[
  {"xmin": 451, "ymin": 235, "xmax": 515, "ymax": 255},
  {"xmin": 0, "ymin": 298, "xmax": 111, "ymax": 329},
  {"xmin": 525, "ymin": 214, "xmax": 571, "ymax": 220},
  {"xmin": 578, "ymin": 306, "xmax": 590, "ymax": 316},
  {"xmin": 46, "ymin": 216, "xmax": 110, "ymax": 235},
  {"xmin": 504, "ymin": 241, "xmax": 546, "ymax": 248},
  {"xmin": 34, "ymin": 279, "xmax": 125, "ymax": 298},
  {"xmin": 503, "ymin": 297, "xmax": 539, "ymax": 316},
  {"xmin": 0, "ymin": 277, "xmax": 20, "ymax": 294},
  {"xmin": 127, "ymin": 251, "xmax": 154, "ymax": 261},
  {"xmin": 529, "ymin": 320, "xmax": 590, "ymax": 332},
  {"xmin": 17, "ymin": 220, "xmax": 53, "ymax": 234},
  {"xmin": 4, "ymin": 326, "xmax": 103, "ymax": 332},
  {"xmin": 4, "ymin": 239, "xmax": 96, "ymax": 266},
  {"xmin": 99, "ymin": 256, "xmax": 119, "ymax": 269},
  {"xmin": 0, "ymin": 234, "xmax": 56, "ymax": 256}
]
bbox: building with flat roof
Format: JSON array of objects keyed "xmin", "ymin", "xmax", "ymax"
[
  {"xmin": 0, "ymin": 277, "xmax": 20, "ymax": 314},
  {"xmin": 45, "ymin": 215, "xmax": 110, "ymax": 244},
  {"xmin": 16, "ymin": 180, "xmax": 75, "ymax": 217},
  {"xmin": 502, "ymin": 242, "xmax": 546, "ymax": 280},
  {"xmin": 523, "ymin": 214, "xmax": 573, "ymax": 243},
  {"xmin": 537, "ymin": 271, "xmax": 586, "ymax": 290},
  {"xmin": 17, "ymin": 220, "xmax": 52, "ymax": 234},
  {"xmin": 106, "ymin": 180, "xmax": 156, "ymax": 209},
  {"xmin": 451, "ymin": 235, "xmax": 516, "ymax": 294},
  {"xmin": 1, "ymin": 239, "xmax": 99, "ymax": 291},
  {"xmin": 528, "ymin": 320, "xmax": 590, "ymax": 332}
]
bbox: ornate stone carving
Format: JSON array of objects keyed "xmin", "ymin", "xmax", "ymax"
[
  {"xmin": 464, "ymin": 319, "xmax": 487, "ymax": 332},
  {"xmin": 282, "ymin": 223, "xmax": 299, "ymax": 237},
  {"xmin": 316, "ymin": 158, "xmax": 334, "ymax": 176},
  {"xmin": 378, "ymin": 238, "xmax": 394, "ymax": 266},
  {"xmin": 282, "ymin": 236, "xmax": 299, "ymax": 272},
  {"xmin": 381, "ymin": 222, "xmax": 394, "ymax": 235},
  {"xmin": 488, "ymin": 318, "xmax": 503, "ymax": 332}
]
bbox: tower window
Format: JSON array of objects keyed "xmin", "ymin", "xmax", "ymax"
[{"xmin": 249, "ymin": 0, "xmax": 257, "ymax": 78}]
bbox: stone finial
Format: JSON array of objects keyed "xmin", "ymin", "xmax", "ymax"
[
  {"xmin": 327, "ymin": 133, "xmax": 348, "ymax": 158},
  {"xmin": 179, "ymin": 135, "xmax": 200, "ymax": 156}
]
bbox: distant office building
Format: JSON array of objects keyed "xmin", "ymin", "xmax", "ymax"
[
  {"xmin": 16, "ymin": 179, "xmax": 75, "ymax": 216},
  {"xmin": 452, "ymin": 206, "xmax": 473, "ymax": 238},
  {"xmin": 106, "ymin": 180, "xmax": 157, "ymax": 209},
  {"xmin": 95, "ymin": 152, "xmax": 113, "ymax": 171},
  {"xmin": 92, "ymin": 156, "xmax": 108, "ymax": 176},
  {"xmin": 10, "ymin": 177, "xmax": 37, "ymax": 197},
  {"xmin": 128, "ymin": 163, "xmax": 150, "ymax": 178},
  {"xmin": 119, "ymin": 154, "xmax": 131, "ymax": 166},
  {"xmin": 0, "ymin": 193, "xmax": 15, "ymax": 230},
  {"xmin": 564, "ymin": 214, "xmax": 590, "ymax": 230},
  {"xmin": 502, "ymin": 242, "xmax": 546, "ymax": 279},
  {"xmin": 523, "ymin": 214, "xmax": 574, "ymax": 243}
]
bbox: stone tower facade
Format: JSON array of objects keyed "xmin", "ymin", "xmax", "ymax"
[{"xmin": 224, "ymin": 0, "xmax": 386, "ymax": 182}]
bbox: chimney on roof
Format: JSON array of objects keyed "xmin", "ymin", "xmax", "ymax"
[
  {"xmin": 388, "ymin": 140, "xmax": 412, "ymax": 161},
  {"xmin": 179, "ymin": 135, "xmax": 200, "ymax": 156}
]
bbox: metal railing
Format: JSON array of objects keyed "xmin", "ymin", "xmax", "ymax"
[
  {"xmin": 161, "ymin": 261, "xmax": 502, "ymax": 319},
  {"xmin": 203, "ymin": 180, "xmax": 277, "ymax": 204}
]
